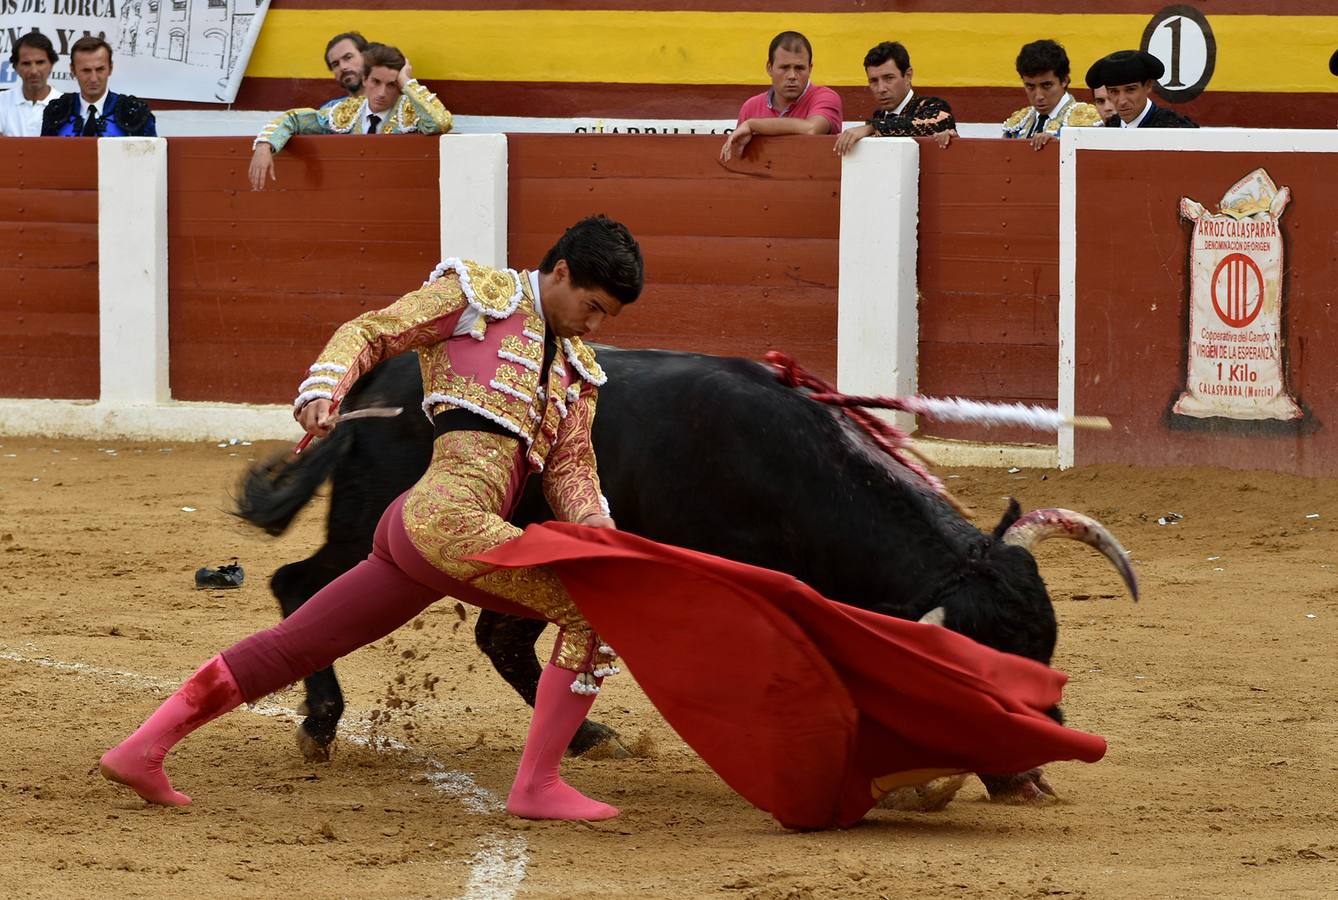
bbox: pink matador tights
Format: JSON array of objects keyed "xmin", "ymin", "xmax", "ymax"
[{"xmin": 99, "ymin": 487, "xmax": 618, "ymax": 821}]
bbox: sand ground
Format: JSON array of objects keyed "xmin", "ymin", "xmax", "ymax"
[{"xmin": 1, "ymin": 436, "xmax": 1335, "ymax": 898}]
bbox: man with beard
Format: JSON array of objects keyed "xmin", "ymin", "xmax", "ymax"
[
  {"xmin": 1001, "ymin": 40, "xmax": 1101, "ymax": 150},
  {"xmin": 321, "ymin": 31, "xmax": 369, "ymax": 109},
  {"xmin": 0, "ymin": 33, "xmax": 62, "ymax": 136},
  {"xmin": 720, "ymin": 31, "xmax": 843, "ymax": 162},
  {"xmin": 1084, "ymin": 50, "xmax": 1197, "ymax": 128},
  {"xmin": 834, "ymin": 41, "xmax": 954, "ymax": 155},
  {"xmin": 249, "ymin": 43, "xmax": 452, "ymax": 191}
]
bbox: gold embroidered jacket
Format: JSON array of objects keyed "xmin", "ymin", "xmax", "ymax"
[
  {"xmin": 295, "ymin": 260, "xmax": 607, "ymax": 523},
  {"xmin": 254, "ymin": 80, "xmax": 453, "ymax": 152},
  {"xmin": 1002, "ymin": 93, "xmax": 1103, "ymax": 139}
]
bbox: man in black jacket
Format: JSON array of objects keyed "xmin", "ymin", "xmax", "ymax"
[
  {"xmin": 41, "ymin": 36, "xmax": 155, "ymax": 137},
  {"xmin": 834, "ymin": 41, "xmax": 955, "ymax": 155},
  {"xmin": 1084, "ymin": 49, "xmax": 1197, "ymax": 129}
]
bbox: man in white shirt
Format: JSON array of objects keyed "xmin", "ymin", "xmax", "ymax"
[{"xmin": 0, "ymin": 33, "xmax": 61, "ymax": 137}]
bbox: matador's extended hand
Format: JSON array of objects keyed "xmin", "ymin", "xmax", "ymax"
[
  {"xmin": 297, "ymin": 398, "xmax": 337, "ymax": 437},
  {"xmin": 579, "ymin": 514, "xmax": 617, "ymax": 529},
  {"xmin": 249, "ymin": 143, "xmax": 276, "ymax": 191}
]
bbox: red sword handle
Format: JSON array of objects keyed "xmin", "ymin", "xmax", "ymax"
[{"xmin": 293, "ymin": 397, "xmax": 340, "ymax": 454}]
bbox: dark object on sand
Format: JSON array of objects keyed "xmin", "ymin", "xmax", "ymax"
[{"xmin": 195, "ymin": 563, "xmax": 244, "ymax": 590}]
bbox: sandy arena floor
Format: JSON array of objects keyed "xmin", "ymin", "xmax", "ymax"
[{"xmin": 1, "ymin": 436, "xmax": 1335, "ymax": 899}]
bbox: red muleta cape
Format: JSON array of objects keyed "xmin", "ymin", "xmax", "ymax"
[{"xmin": 474, "ymin": 523, "xmax": 1107, "ymax": 830}]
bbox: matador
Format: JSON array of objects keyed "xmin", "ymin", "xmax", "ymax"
[{"xmin": 101, "ymin": 216, "xmax": 645, "ymax": 822}]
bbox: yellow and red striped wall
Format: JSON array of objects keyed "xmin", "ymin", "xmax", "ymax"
[{"xmin": 216, "ymin": 1, "xmax": 1338, "ymax": 127}]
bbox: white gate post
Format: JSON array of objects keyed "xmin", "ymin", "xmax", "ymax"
[
  {"xmin": 439, "ymin": 133, "xmax": 509, "ymax": 266},
  {"xmin": 837, "ymin": 136, "xmax": 920, "ymax": 433},
  {"xmin": 98, "ymin": 137, "xmax": 169, "ymax": 404}
]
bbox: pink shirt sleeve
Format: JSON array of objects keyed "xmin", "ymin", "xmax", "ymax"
[
  {"xmin": 805, "ymin": 86, "xmax": 844, "ymax": 134},
  {"xmin": 736, "ymin": 92, "xmax": 769, "ymax": 125}
]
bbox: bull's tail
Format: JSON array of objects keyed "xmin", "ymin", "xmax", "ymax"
[{"xmin": 233, "ymin": 428, "xmax": 352, "ymax": 536}]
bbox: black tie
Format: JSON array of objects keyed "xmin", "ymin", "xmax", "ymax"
[
  {"xmin": 367, "ymin": 114, "xmax": 381, "ymax": 134},
  {"xmin": 82, "ymin": 103, "xmax": 98, "ymax": 137},
  {"xmin": 1031, "ymin": 112, "xmax": 1048, "ymax": 137}
]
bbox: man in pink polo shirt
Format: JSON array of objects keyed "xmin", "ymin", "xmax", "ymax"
[{"xmin": 720, "ymin": 31, "xmax": 844, "ymax": 162}]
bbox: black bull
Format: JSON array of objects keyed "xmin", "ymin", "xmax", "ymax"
[{"xmin": 237, "ymin": 347, "xmax": 1136, "ymax": 802}]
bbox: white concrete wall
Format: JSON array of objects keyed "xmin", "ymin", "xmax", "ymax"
[
  {"xmin": 837, "ymin": 137, "xmax": 919, "ymax": 435},
  {"xmin": 439, "ymin": 133, "xmax": 508, "ymax": 266},
  {"xmin": 97, "ymin": 138, "xmax": 170, "ymax": 406}
]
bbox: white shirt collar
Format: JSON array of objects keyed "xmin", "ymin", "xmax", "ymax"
[
  {"xmin": 361, "ymin": 99, "xmax": 393, "ymax": 133},
  {"xmin": 17, "ymin": 85, "xmax": 56, "ymax": 106},
  {"xmin": 1039, "ymin": 92, "xmax": 1073, "ymax": 119},
  {"xmin": 892, "ymin": 89, "xmax": 915, "ymax": 116},
  {"xmin": 80, "ymin": 90, "xmax": 108, "ymax": 112},
  {"xmin": 1121, "ymin": 97, "xmax": 1152, "ymax": 128},
  {"xmin": 528, "ymin": 269, "xmax": 545, "ymax": 323}
]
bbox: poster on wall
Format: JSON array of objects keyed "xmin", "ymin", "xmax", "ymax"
[
  {"xmin": 1173, "ymin": 169, "xmax": 1302, "ymax": 422},
  {"xmin": 0, "ymin": 0, "xmax": 269, "ymax": 104}
]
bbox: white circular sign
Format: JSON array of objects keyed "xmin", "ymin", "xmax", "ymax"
[{"xmin": 1141, "ymin": 5, "xmax": 1216, "ymax": 102}]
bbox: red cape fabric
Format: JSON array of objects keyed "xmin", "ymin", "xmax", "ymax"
[{"xmin": 474, "ymin": 523, "xmax": 1106, "ymax": 830}]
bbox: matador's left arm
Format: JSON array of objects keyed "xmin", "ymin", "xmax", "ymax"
[
  {"xmin": 543, "ymin": 386, "xmax": 607, "ymax": 523},
  {"xmin": 400, "ymin": 80, "xmax": 454, "ymax": 134}
]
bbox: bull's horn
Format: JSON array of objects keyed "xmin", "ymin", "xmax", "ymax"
[
  {"xmin": 918, "ymin": 606, "xmax": 946, "ymax": 627},
  {"xmin": 1001, "ymin": 508, "xmax": 1139, "ymax": 602}
]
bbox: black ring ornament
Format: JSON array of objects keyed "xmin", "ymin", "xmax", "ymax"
[{"xmin": 1140, "ymin": 5, "xmax": 1216, "ymax": 103}]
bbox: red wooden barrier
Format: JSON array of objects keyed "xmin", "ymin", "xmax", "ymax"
[
  {"xmin": 0, "ymin": 138, "xmax": 99, "ymax": 400},
  {"xmin": 507, "ymin": 134, "xmax": 841, "ymax": 379},
  {"xmin": 1074, "ymin": 150, "xmax": 1338, "ymax": 476},
  {"xmin": 166, "ymin": 135, "xmax": 441, "ymax": 404},
  {"xmin": 918, "ymin": 139, "xmax": 1060, "ymax": 444}
]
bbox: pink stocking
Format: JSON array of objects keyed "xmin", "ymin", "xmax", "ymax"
[
  {"xmin": 506, "ymin": 664, "xmax": 619, "ymax": 821},
  {"xmin": 99, "ymin": 655, "xmax": 243, "ymax": 806}
]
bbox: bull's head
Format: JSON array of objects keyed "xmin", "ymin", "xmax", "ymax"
[
  {"xmin": 915, "ymin": 499, "xmax": 1136, "ymax": 800},
  {"xmin": 919, "ymin": 499, "xmax": 1138, "ymax": 676}
]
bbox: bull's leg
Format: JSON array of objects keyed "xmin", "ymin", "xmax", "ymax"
[
  {"xmin": 474, "ymin": 610, "xmax": 627, "ymax": 757},
  {"xmin": 977, "ymin": 769, "xmax": 1057, "ymax": 803},
  {"xmin": 272, "ymin": 550, "xmax": 352, "ymax": 762}
]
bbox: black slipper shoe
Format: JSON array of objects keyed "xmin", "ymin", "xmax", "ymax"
[{"xmin": 195, "ymin": 563, "xmax": 244, "ymax": 589}]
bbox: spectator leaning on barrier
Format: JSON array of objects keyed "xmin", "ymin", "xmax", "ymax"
[
  {"xmin": 249, "ymin": 43, "xmax": 453, "ymax": 191},
  {"xmin": 0, "ymin": 33, "xmax": 61, "ymax": 137},
  {"xmin": 1085, "ymin": 50, "xmax": 1197, "ymax": 129},
  {"xmin": 834, "ymin": 41, "xmax": 955, "ymax": 155},
  {"xmin": 41, "ymin": 36, "xmax": 155, "ymax": 137},
  {"xmin": 1002, "ymin": 39, "xmax": 1102, "ymax": 150},
  {"xmin": 321, "ymin": 31, "xmax": 370, "ymax": 109},
  {"xmin": 719, "ymin": 31, "xmax": 843, "ymax": 162}
]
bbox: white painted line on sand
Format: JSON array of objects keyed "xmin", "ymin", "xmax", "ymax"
[{"xmin": 0, "ymin": 643, "xmax": 528, "ymax": 900}]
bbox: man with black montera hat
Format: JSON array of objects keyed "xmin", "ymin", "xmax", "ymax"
[{"xmin": 1085, "ymin": 49, "xmax": 1197, "ymax": 129}]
